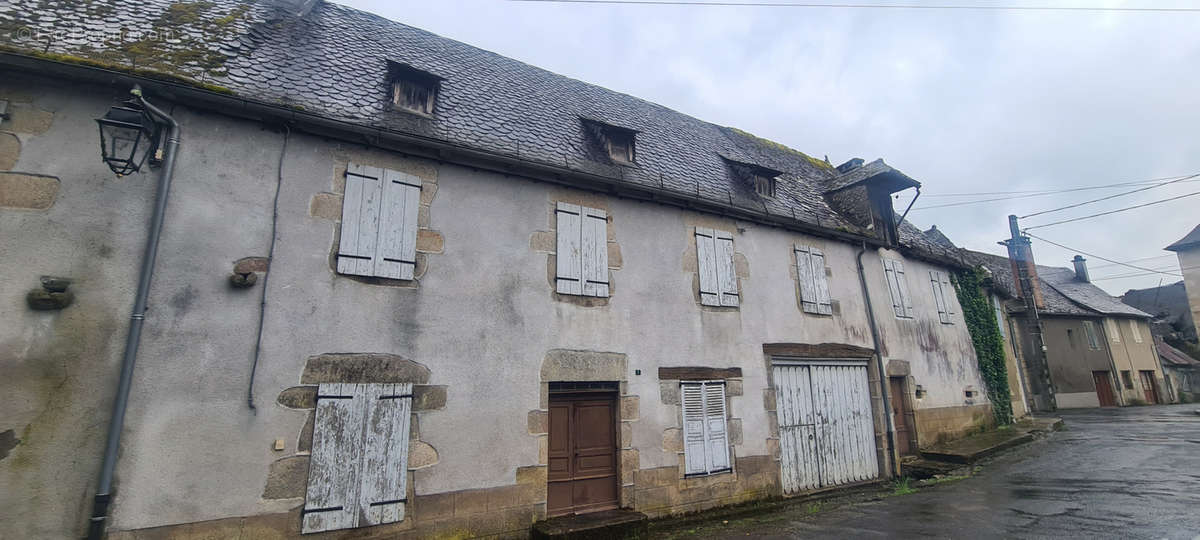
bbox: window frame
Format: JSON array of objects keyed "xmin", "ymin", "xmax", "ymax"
[
  {"xmin": 753, "ymin": 174, "xmax": 776, "ymax": 198},
  {"xmin": 555, "ymin": 202, "xmax": 610, "ymax": 297},
  {"xmin": 1120, "ymin": 370, "xmax": 1134, "ymax": 389},
  {"xmin": 386, "ymin": 62, "xmax": 443, "ymax": 117},
  {"xmin": 882, "ymin": 258, "xmax": 914, "ymax": 319},
  {"xmin": 680, "ymin": 380, "xmax": 732, "ymax": 477},
  {"xmin": 1105, "ymin": 318, "xmax": 1121, "ymax": 343},
  {"xmin": 1127, "ymin": 319, "xmax": 1143, "ymax": 343},
  {"xmin": 1082, "ymin": 320, "xmax": 1102, "ymax": 350}
]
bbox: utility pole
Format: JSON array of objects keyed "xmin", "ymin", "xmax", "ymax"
[{"xmin": 1003, "ymin": 215, "xmax": 1057, "ymax": 412}]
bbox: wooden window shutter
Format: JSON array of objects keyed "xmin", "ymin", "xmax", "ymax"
[
  {"xmin": 303, "ymin": 383, "xmax": 412, "ymax": 534},
  {"xmin": 703, "ymin": 382, "xmax": 731, "ymax": 472},
  {"xmin": 894, "ymin": 260, "xmax": 914, "ymax": 318},
  {"xmin": 810, "ymin": 248, "xmax": 832, "ymax": 315},
  {"xmin": 681, "ymin": 383, "xmax": 708, "ymax": 475},
  {"xmin": 555, "ymin": 202, "xmax": 583, "ymax": 295},
  {"xmin": 883, "ymin": 259, "xmax": 904, "ymax": 318},
  {"xmin": 696, "ymin": 228, "xmax": 720, "ymax": 306},
  {"xmin": 581, "ymin": 206, "xmax": 610, "ymax": 297},
  {"xmin": 941, "ymin": 272, "xmax": 955, "ymax": 319},
  {"xmin": 1082, "ymin": 321, "xmax": 1100, "ymax": 350},
  {"xmin": 374, "ymin": 170, "xmax": 421, "ymax": 280},
  {"xmin": 714, "ymin": 230, "xmax": 739, "ymax": 307},
  {"xmin": 796, "ymin": 245, "xmax": 832, "ymax": 315},
  {"xmin": 337, "ymin": 164, "xmax": 384, "ymax": 277},
  {"xmin": 930, "ymin": 271, "xmax": 950, "ymax": 323},
  {"xmin": 1128, "ymin": 320, "xmax": 1143, "ymax": 343},
  {"xmin": 1106, "ymin": 319, "xmax": 1121, "ymax": 343}
]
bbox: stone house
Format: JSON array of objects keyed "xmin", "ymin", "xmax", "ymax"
[
  {"xmin": 0, "ymin": 1, "xmax": 998, "ymax": 538},
  {"xmin": 1165, "ymin": 224, "xmax": 1200, "ymax": 342},
  {"xmin": 966, "ymin": 250, "xmax": 1168, "ymax": 410},
  {"xmin": 1156, "ymin": 336, "xmax": 1199, "ymax": 403}
]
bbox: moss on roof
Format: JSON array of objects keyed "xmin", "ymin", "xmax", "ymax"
[{"xmin": 725, "ymin": 127, "xmax": 834, "ymax": 172}]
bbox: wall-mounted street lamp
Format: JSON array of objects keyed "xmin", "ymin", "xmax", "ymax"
[
  {"xmin": 87, "ymin": 85, "xmax": 181, "ymax": 540},
  {"xmin": 95, "ymin": 97, "xmax": 160, "ymax": 176}
]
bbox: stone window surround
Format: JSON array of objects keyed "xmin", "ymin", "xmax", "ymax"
[
  {"xmin": 657, "ymin": 367, "xmax": 745, "ymax": 483},
  {"xmin": 529, "ymin": 191, "xmax": 623, "ymax": 307},
  {"xmin": 680, "ymin": 217, "xmax": 750, "ymax": 311},
  {"xmin": 790, "ymin": 240, "xmax": 840, "ymax": 317}
]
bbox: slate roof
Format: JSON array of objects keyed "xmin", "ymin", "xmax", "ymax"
[
  {"xmin": 1156, "ymin": 338, "xmax": 1200, "ymax": 368},
  {"xmin": 923, "ymin": 225, "xmax": 957, "ymax": 250},
  {"xmin": 1038, "ymin": 266, "xmax": 1151, "ymax": 318},
  {"xmin": 959, "ymin": 250, "xmax": 1150, "ymax": 318},
  {"xmin": 0, "ymin": 0, "xmax": 973, "ymax": 259},
  {"xmin": 826, "ymin": 159, "xmax": 920, "ymax": 193},
  {"xmin": 1165, "ymin": 224, "xmax": 1200, "ymax": 252}
]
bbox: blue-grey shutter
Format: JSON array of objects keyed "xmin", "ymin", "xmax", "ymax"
[
  {"xmin": 931, "ymin": 271, "xmax": 950, "ymax": 323},
  {"xmin": 810, "ymin": 248, "xmax": 832, "ymax": 315},
  {"xmin": 582, "ymin": 206, "xmax": 610, "ymax": 297},
  {"xmin": 703, "ymin": 382, "xmax": 730, "ymax": 471},
  {"xmin": 681, "ymin": 383, "xmax": 708, "ymax": 475},
  {"xmin": 883, "ymin": 259, "xmax": 904, "ymax": 318},
  {"xmin": 359, "ymin": 383, "xmax": 413, "ymax": 526},
  {"xmin": 374, "ymin": 170, "xmax": 421, "ymax": 280},
  {"xmin": 894, "ymin": 260, "xmax": 914, "ymax": 318},
  {"xmin": 796, "ymin": 246, "xmax": 818, "ymax": 313},
  {"xmin": 337, "ymin": 164, "xmax": 383, "ymax": 277},
  {"xmin": 696, "ymin": 228, "xmax": 720, "ymax": 306},
  {"xmin": 555, "ymin": 202, "xmax": 583, "ymax": 295}
]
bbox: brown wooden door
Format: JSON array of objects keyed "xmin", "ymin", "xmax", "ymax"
[
  {"xmin": 888, "ymin": 377, "xmax": 914, "ymax": 456},
  {"xmin": 1092, "ymin": 371, "xmax": 1117, "ymax": 407},
  {"xmin": 547, "ymin": 393, "xmax": 618, "ymax": 517},
  {"xmin": 1139, "ymin": 371, "xmax": 1160, "ymax": 404}
]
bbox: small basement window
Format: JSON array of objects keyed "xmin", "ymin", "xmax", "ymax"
[{"xmin": 388, "ymin": 61, "xmax": 442, "ymax": 116}]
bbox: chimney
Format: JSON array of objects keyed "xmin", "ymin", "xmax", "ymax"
[
  {"xmin": 1072, "ymin": 255, "xmax": 1090, "ymax": 282},
  {"xmin": 1005, "ymin": 215, "xmax": 1045, "ymax": 310},
  {"xmin": 836, "ymin": 158, "xmax": 864, "ymax": 174}
]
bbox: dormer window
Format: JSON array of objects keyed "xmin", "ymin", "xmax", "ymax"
[
  {"xmin": 721, "ymin": 156, "xmax": 782, "ymax": 199},
  {"xmin": 582, "ymin": 119, "xmax": 637, "ymax": 165},
  {"xmin": 387, "ymin": 61, "xmax": 442, "ymax": 116},
  {"xmin": 754, "ymin": 174, "xmax": 775, "ymax": 198}
]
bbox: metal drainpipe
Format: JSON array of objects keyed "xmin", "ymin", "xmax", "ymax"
[
  {"xmin": 87, "ymin": 87, "xmax": 180, "ymax": 540},
  {"xmin": 857, "ymin": 241, "xmax": 899, "ymax": 476}
]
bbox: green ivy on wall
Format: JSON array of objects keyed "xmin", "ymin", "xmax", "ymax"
[{"xmin": 952, "ymin": 267, "xmax": 1013, "ymax": 425}]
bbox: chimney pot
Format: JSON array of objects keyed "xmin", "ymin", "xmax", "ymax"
[{"xmin": 1072, "ymin": 255, "xmax": 1089, "ymax": 282}]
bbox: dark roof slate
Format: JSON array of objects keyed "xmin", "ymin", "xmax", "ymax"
[
  {"xmin": 1038, "ymin": 266, "xmax": 1151, "ymax": 318},
  {"xmin": 1156, "ymin": 338, "xmax": 1200, "ymax": 367},
  {"xmin": 1165, "ymin": 224, "xmax": 1200, "ymax": 252},
  {"xmin": 959, "ymin": 249, "xmax": 1149, "ymax": 318},
  {"xmin": 923, "ymin": 225, "xmax": 957, "ymax": 250}
]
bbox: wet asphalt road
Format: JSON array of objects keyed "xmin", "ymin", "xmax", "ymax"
[{"xmin": 662, "ymin": 404, "xmax": 1200, "ymax": 539}]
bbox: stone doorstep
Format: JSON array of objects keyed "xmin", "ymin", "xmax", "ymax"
[
  {"xmin": 919, "ymin": 416, "xmax": 1063, "ymax": 465},
  {"xmin": 531, "ymin": 509, "xmax": 649, "ymax": 540}
]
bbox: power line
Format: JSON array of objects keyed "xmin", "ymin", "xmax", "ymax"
[
  {"xmin": 1090, "ymin": 253, "xmax": 1177, "ymax": 270},
  {"xmin": 1091, "ymin": 266, "xmax": 1198, "ymax": 281},
  {"xmin": 1022, "ymin": 190, "xmax": 1200, "ymax": 230},
  {"xmin": 510, "ymin": 0, "xmax": 1200, "ymax": 12},
  {"xmin": 908, "ymin": 174, "xmax": 1200, "ymax": 211},
  {"xmin": 1018, "ymin": 173, "xmax": 1200, "ymax": 219},
  {"xmin": 1024, "ymin": 232, "xmax": 1183, "ymax": 277}
]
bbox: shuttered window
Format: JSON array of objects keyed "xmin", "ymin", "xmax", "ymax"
[
  {"xmin": 1082, "ymin": 321, "xmax": 1101, "ymax": 350},
  {"xmin": 992, "ymin": 295, "xmax": 1006, "ymax": 338},
  {"xmin": 556, "ymin": 202, "xmax": 609, "ymax": 297},
  {"xmin": 337, "ymin": 164, "xmax": 421, "ymax": 280},
  {"xmin": 795, "ymin": 245, "xmax": 833, "ymax": 315},
  {"xmin": 681, "ymin": 381, "xmax": 731, "ymax": 476},
  {"xmin": 928, "ymin": 270, "xmax": 955, "ymax": 324},
  {"xmin": 1106, "ymin": 319, "xmax": 1121, "ymax": 343},
  {"xmin": 696, "ymin": 227, "xmax": 739, "ymax": 307},
  {"xmin": 1127, "ymin": 320, "xmax": 1143, "ymax": 343},
  {"xmin": 303, "ymin": 383, "xmax": 412, "ymax": 534},
  {"xmin": 882, "ymin": 258, "xmax": 914, "ymax": 319}
]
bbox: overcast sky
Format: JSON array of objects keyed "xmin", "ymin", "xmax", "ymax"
[{"xmin": 337, "ymin": 0, "xmax": 1200, "ymax": 295}]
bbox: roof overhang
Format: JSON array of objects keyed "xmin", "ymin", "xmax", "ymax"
[{"xmin": 825, "ymin": 158, "xmax": 920, "ymax": 195}]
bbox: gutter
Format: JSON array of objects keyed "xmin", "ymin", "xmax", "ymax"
[
  {"xmin": 856, "ymin": 241, "xmax": 899, "ymax": 476},
  {"xmin": 87, "ymin": 88, "xmax": 181, "ymax": 540},
  {"xmin": 0, "ymin": 52, "xmax": 971, "ymax": 270}
]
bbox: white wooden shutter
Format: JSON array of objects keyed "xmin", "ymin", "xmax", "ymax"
[
  {"xmin": 359, "ymin": 383, "xmax": 413, "ymax": 527},
  {"xmin": 337, "ymin": 164, "xmax": 383, "ymax": 277},
  {"xmin": 374, "ymin": 170, "xmax": 421, "ymax": 280},
  {"xmin": 796, "ymin": 246, "xmax": 818, "ymax": 313},
  {"xmin": 894, "ymin": 260, "xmax": 914, "ymax": 318},
  {"xmin": 681, "ymin": 383, "xmax": 708, "ymax": 475},
  {"xmin": 555, "ymin": 202, "xmax": 583, "ymax": 295},
  {"xmin": 696, "ymin": 228, "xmax": 720, "ymax": 306},
  {"xmin": 883, "ymin": 259, "xmax": 905, "ymax": 318},
  {"xmin": 304, "ymin": 383, "xmax": 412, "ymax": 534},
  {"xmin": 304, "ymin": 383, "xmax": 365, "ymax": 534},
  {"xmin": 1106, "ymin": 319, "xmax": 1121, "ymax": 343},
  {"xmin": 810, "ymin": 248, "xmax": 832, "ymax": 315},
  {"xmin": 941, "ymin": 271, "xmax": 955, "ymax": 319},
  {"xmin": 714, "ymin": 230, "xmax": 739, "ymax": 307},
  {"xmin": 582, "ymin": 207, "xmax": 610, "ymax": 297},
  {"xmin": 1128, "ymin": 320, "xmax": 1143, "ymax": 343},
  {"xmin": 703, "ymin": 382, "xmax": 730, "ymax": 472},
  {"xmin": 931, "ymin": 271, "xmax": 950, "ymax": 323}
]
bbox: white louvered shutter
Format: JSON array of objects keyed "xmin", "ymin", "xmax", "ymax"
[
  {"xmin": 304, "ymin": 383, "xmax": 365, "ymax": 533},
  {"xmin": 1106, "ymin": 319, "xmax": 1121, "ymax": 343},
  {"xmin": 555, "ymin": 202, "xmax": 583, "ymax": 295},
  {"xmin": 810, "ymin": 248, "xmax": 832, "ymax": 315},
  {"xmin": 304, "ymin": 383, "xmax": 413, "ymax": 534},
  {"xmin": 940, "ymin": 271, "xmax": 955, "ymax": 321},
  {"xmin": 696, "ymin": 228, "xmax": 720, "ymax": 306},
  {"xmin": 374, "ymin": 170, "xmax": 421, "ymax": 280},
  {"xmin": 883, "ymin": 259, "xmax": 904, "ymax": 318},
  {"xmin": 581, "ymin": 206, "xmax": 610, "ymax": 297},
  {"xmin": 359, "ymin": 383, "xmax": 413, "ymax": 527},
  {"xmin": 1128, "ymin": 320, "xmax": 1143, "ymax": 343},
  {"xmin": 796, "ymin": 246, "xmax": 818, "ymax": 313},
  {"xmin": 894, "ymin": 260, "xmax": 914, "ymax": 318},
  {"xmin": 714, "ymin": 230, "xmax": 739, "ymax": 307},
  {"xmin": 338, "ymin": 164, "xmax": 384, "ymax": 277},
  {"xmin": 703, "ymin": 382, "xmax": 730, "ymax": 472},
  {"xmin": 931, "ymin": 271, "xmax": 949, "ymax": 323},
  {"xmin": 681, "ymin": 383, "xmax": 708, "ymax": 475}
]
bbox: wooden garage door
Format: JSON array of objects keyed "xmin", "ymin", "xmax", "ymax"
[
  {"xmin": 773, "ymin": 361, "xmax": 878, "ymax": 495},
  {"xmin": 547, "ymin": 392, "xmax": 618, "ymax": 517}
]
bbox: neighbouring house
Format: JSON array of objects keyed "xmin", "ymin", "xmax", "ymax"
[
  {"xmin": 967, "ymin": 250, "xmax": 1168, "ymax": 410},
  {"xmin": 0, "ymin": 1, "xmax": 1004, "ymax": 539},
  {"xmin": 1165, "ymin": 224, "xmax": 1200, "ymax": 342},
  {"xmin": 1122, "ymin": 281, "xmax": 1196, "ymax": 343},
  {"xmin": 1156, "ymin": 336, "xmax": 1200, "ymax": 402}
]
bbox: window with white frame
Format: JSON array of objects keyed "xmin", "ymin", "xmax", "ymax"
[
  {"xmin": 681, "ymin": 381, "xmax": 731, "ymax": 476},
  {"xmin": 928, "ymin": 270, "xmax": 955, "ymax": 324},
  {"xmin": 695, "ymin": 227, "xmax": 739, "ymax": 307},
  {"xmin": 1127, "ymin": 319, "xmax": 1143, "ymax": 343},
  {"xmin": 303, "ymin": 383, "xmax": 412, "ymax": 534},
  {"xmin": 337, "ymin": 163, "xmax": 421, "ymax": 280},
  {"xmin": 882, "ymin": 258, "xmax": 914, "ymax": 319},
  {"xmin": 795, "ymin": 245, "xmax": 832, "ymax": 315},
  {"xmin": 992, "ymin": 295, "xmax": 1006, "ymax": 338},
  {"xmin": 1106, "ymin": 319, "xmax": 1121, "ymax": 343},
  {"xmin": 1082, "ymin": 320, "xmax": 1101, "ymax": 350},
  {"xmin": 555, "ymin": 202, "xmax": 609, "ymax": 297}
]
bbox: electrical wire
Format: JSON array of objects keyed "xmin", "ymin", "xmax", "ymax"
[
  {"xmin": 1022, "ymin": 190, "xmax": 1200, "ymax": 230},
  {"xmin": 907, "ymin": 173, "xmax": 1200, "ymax": 210},
  {"xmin": 1018, "ymin": 173, "xmax": 1199, "ymax": 219},
  {"xmin": 510, "ymin": 0, "xmax": 1200, "ymax": 12},
  {"xmin": 1024, "ymin": 232, "xmax": 1183, "ymax": 277},
  {"xmin": 1090, "ymin": 263, "xmax": 1199, "ymax": 281},
  {"xmin": 1089, "ymin": 253, "xmax": 1177, "ymax": 270},
  {"xmin": 247, "ymin": 124, "xmax": 289, "ymax": 412}
]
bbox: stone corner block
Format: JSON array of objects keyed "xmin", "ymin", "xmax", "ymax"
[
  {"xmin": 0, "ymin": 172, "xmax": 58, "ymax": 210},
  {"xmin": 262, "ymin": 455, "xmax": 309, "ymax": 500},
  {"xmin": 540, "ymin": 350, "xmax": 627, "ymax": 382},
  {"xmin": 413, "ymin": 385, "xmax": 447, "ymax": 411}
]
